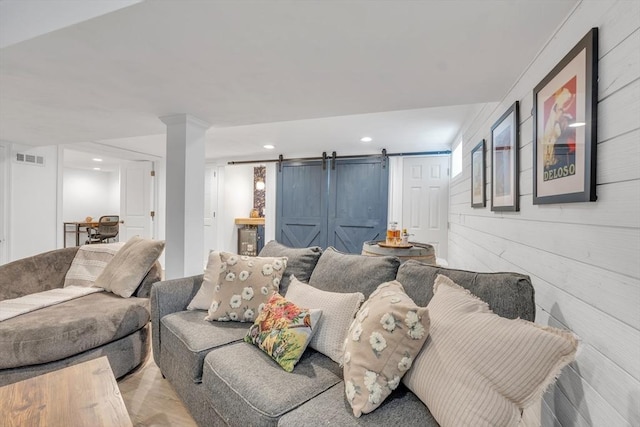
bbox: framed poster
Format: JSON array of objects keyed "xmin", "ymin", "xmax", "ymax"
[
  {"xmin": 533, "ymin": 27, "xmax": 598, "ymax": 204},
  {"xmin": 471, "ymin": 139, "xmax": 486, "ymax": 208},
  {"xmin": 491, "ymin": 101, "xmax": 519, "ymax": 212}
]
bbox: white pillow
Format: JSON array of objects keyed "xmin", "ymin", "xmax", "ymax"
[
  {"xmin": 403, "ymin": 275, "xmax": 579, "ymax": 427},
  {"xmin": 285, "ymin": 276, "xmax": 364, "ymax": 363},
  {"xmin": 187, "ymin": 251, "xmax": 222, "ymax": 310},
  {"xmin": 64, "ymin": 242, "xmax": 125, "ymax": 287}
]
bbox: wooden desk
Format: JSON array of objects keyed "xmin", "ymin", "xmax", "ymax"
[
  {"xmin": 63, "ymin": 221, "xmax": 98, "ymax": 247},
  {"xmin": 0, "ymin": 357, "xmax": 132, "ymax": 427}
]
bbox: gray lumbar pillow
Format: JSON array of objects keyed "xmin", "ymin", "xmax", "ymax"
[
  {"xmin": 308, "ymin": 247, "xmax": 400, "ymax": 298},
  {"xmin": 95, "ymin": 236, "xmax": 165, "ymax": 298}
]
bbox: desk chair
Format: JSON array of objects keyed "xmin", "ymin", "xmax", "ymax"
[{"xmin": 86, "ymin": 215, "xmax": 120, "ymax": 244}]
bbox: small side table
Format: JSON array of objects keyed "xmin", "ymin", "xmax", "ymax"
[{"xmin": 235, "ymin": 218, "xmax": 265, "ymax": 256}]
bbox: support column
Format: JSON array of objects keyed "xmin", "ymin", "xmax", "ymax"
[{"xmin": 160, "ymin": 114, "xmax": 210, "ymax": 279}]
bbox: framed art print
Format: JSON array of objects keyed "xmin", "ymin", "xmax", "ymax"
[
  {"xmin": 491, "ymin": 101, "xmax": 519, "ymax": 212},
  {"xmin": 471, "ymin": 139, "xmax": 486, "ymax": 208},
  {"xmin": 533, "ymin": 27, "xmax": 598, "ymax": 204}
]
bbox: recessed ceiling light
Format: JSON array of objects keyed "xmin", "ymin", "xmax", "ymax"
[
  {"xmin": 263, "ymin": 144, "xmax": 275, "ymax": 149},
  {"xmin": 360, "ymin": 137, "xmax": 373, "ymax": 143},
  {"xmin": 92, "ymin": 158, "xmax": 103, "ymax": 162},
  {"xmin": 93, "ymin": 167, "xmax": 101, "ymax": 171},
  {"xmin": 568, "ymin": 122, "xmax": 586, "ymax": 128}
]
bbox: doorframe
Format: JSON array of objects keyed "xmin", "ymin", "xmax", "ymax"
[
  {"xmin": 57, "ymin": 143, "xmax": 162, "ymax": 247},
  {"xmin": 0, "ymin": 142, "xmax": 9, "ymax": 264}
]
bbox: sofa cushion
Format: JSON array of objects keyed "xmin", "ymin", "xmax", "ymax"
[
  {"xmin": 258, "ymin": 241, "xmax": 322, "ymax": 295},
  {"xmin": 204, "ymin": 252, "xmax": 287, "ymax": 322},
  {"xmin": 95, "ymin": 236, "xmax": 165, "ymax": 298},
  {"xmin": 395, "ymin": 259, "xmax": 535, "ymax": 321},
  {"xmin": 278, "ymin": 382, "xmax": 439, "ymax": 427},
  {"xmin": 0, "ymin": 292, "xmax": 149, "ymax": 369},
  {"xmin": 403, "ymin": 275, "xmax": 578, "ymax": 427},
  {"xmin": 308, "ymin": 247, "xmax": 400, "ymax": 298},
  {"xmin": 202, "ymin": 342, "xmax": 342, "ymax": 426},
  {"xmin": 160, "ymin": 310, "xmax": 248, "ymax": 383},
  {"xmin": 244, "ymin": 293, "xmax": 322, "ymax": 372},
  {"xmin": 285, "ymin": 276, "xmax": 364, "ymax": 363},
  {"xmin": 343, "ymin": 281, "xmax": 430, "ymax": 417}
]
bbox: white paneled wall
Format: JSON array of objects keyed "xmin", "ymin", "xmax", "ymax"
[{"xmin": 448, "ymin": 1, "xmax": 639, "ymax": 426}]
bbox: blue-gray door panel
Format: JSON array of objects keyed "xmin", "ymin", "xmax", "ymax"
[
  {"xmin": 328, "ymin": 158, "xmax": 388, "ymax": 253},
  {"xmin": 276, "ymin": 161, "xmax": 327, "ymax": 248}
]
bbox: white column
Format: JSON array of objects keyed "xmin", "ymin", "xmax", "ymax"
[{"xmin": 160, "ymin": 114, "xmax": 210, "ymax": 279}]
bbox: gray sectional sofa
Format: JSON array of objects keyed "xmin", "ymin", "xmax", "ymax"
[
  {"xmin": 0, "ymin": 246, "xmax": 161, "ymax": 386},
  {"xmin": 151, "ymin": 242, "xmax": 535, "ymax": 426}
]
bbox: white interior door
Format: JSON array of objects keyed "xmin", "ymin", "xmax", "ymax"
[
  {"xmin": 402, "ymin": 156, "xmax": 450, "ymax": 260},
  {"xmin": 120, "ymin": 161, "xmax": 152, "ymax": 241},
  {"xmin": 203, "ymin": 165, "xmax": 218, "ymax": 266}
]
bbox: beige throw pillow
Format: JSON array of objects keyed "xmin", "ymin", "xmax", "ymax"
[
  {"xmin": 342, "ymin": 281, "xmax": 430, "ymax": 417},
  {"xmin": 205, "ymin": 252, "xmax": 287, "ymax": 322},
  {"xmin": 94, "ymin": 236, "xmax": 165, "ymax": 298},
  {"xmin": 64, "ymin": 242, "xmax": 125, "ymax": 287},
  {"xmin": 187, "ymin": 251, "xmax": 223, "ymax": 310},
  {"xmin": 285, "ymin": 276, "xmax": 364, "ymax": 363},
  {"xmin": 403, "ymin": 275, "xmax": 579, "ymax": 427}
]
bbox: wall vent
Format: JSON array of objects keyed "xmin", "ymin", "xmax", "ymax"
[{"xmin": 15, "ymin": 152, "xmax": 45, "ymax": 166}]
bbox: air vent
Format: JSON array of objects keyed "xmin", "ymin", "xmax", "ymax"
[{"xmin": 15, "ymin": 152, "xmax": 45, "ymax": 166}]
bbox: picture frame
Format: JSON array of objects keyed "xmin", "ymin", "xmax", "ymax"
[
  {"xmin": 471, "ymin": 139, "xmax": 486, "ymax": 208},
  {"xmin": 533, "ymin": 27, "xmax": 598, "ymax": 204},
  {"xmin": 491, "ymin": 101, "xmax": 519, "ymax": 212}
]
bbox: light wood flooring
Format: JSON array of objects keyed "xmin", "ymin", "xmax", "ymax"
[{"xmin": 118, "ymin": 356, "xmax": 197, "ymax": 427}]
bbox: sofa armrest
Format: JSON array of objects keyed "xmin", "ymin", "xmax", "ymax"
[
  {"xmin": 150, "ymin": 274, "xmax": 204, "ymax": 368},
  {"xmin": 0, "ymin": 247, "xmax": 79, "ymax": 301}
]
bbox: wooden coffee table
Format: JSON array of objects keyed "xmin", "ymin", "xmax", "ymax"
[{"xmin": 0, "ymin": 357, "xmax": 132, "ymax": 427}]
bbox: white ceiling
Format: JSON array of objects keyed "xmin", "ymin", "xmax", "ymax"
[{"xmin": 0, "ymin": 0, "xmax": 578, "ymax": 163}]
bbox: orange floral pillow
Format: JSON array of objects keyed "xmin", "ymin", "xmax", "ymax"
[{"xmin": 245, "ymin": 293, "xmax": 322, "ymax": 372}]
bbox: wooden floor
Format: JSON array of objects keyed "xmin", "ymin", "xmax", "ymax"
[{"xmin": 118, "ymin": 356, "xmax": 197, "ymax": 427}]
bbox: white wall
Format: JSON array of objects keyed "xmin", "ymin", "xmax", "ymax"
[
  {"xmin": 448, "ymin": 1, "xmax": 639, "ymax": 426},
  {"xmin": 9, "ymin": 144, "xmax": 58, "ymax": 260},
  {"xmin": 218, "ymin": 164, "xmax": 254, "ymax": 253},
  {"xmin": 62, "ymin": 168, "xmax": 119, "ymax": 222}
]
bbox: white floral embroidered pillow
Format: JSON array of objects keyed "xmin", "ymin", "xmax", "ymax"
[
  {"xmin": 204, "ymin": 252, "xmax": 287, "ymax": 323},
  {"xmin": 342, "ymin": 280, "xmax": 430, "ymax": 417}
]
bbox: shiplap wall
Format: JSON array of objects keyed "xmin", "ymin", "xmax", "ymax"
[{"xmin": 448, "ymin": 1, "xmax": 639, "ymax": 426}]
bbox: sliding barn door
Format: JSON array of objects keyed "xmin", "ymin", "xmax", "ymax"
[
  {"xmin": 328, "ymin": 158, "xmax": 388, "ymax": 252},
  {"xmin": 276, "ymin": 161, "xmax": 327, "ymax": 248},
  {"xmin": 276, "ymin": 157, "xmax": 388, "ymax": 253}
]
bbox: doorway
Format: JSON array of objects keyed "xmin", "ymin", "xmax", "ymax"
[{"xmin": 62, "ymin": 149, "xmax": 154, "ymax": 245}]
